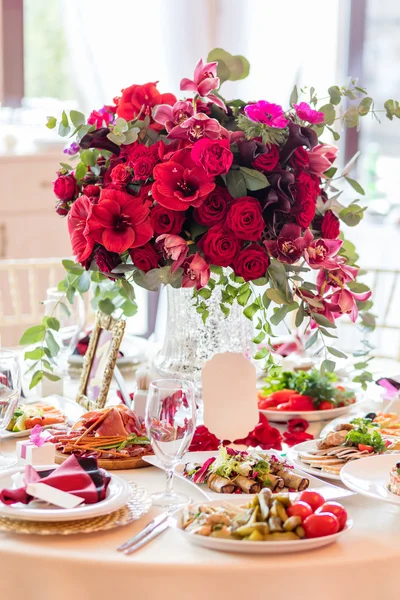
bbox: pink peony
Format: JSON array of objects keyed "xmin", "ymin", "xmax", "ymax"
[
  {"xmin": 244, "ymin": 101, "xmax": 289, "ymax": 128},
  {"xmin": 293, "ymin": 102, "xmax": 325, "ymax": 125}
]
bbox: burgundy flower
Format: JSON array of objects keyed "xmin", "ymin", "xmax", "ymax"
[
  {"xmin": 156, "ymin": 234, "xmax": 188, "ymax": 272},
  {"xmin": 80, "ymin": 127, "xmax": 120, "ymax": 156},
  {"xmin": 252, "ymin": 144, "xmax": 280, "ymax": 172},
  {"xmin": 290, "ymin": 147, "xmax": 309, "ymax": 170},
  {"xmin": 130, "ymin": 243, "xmax": 159, "ymax": 273},
  {"xmin": 321, "ymin": 210, "xmax": 340, "ymax": 239},
  {"xmin": 227, "ymin": 197, "xmax": 265, "ymax": 241},
  {"xmin": 199, "ymin": 225, "xmax": 241, "ymax": 267},
  {"xmin": 264, "ymin": 224, "xmax": 308, "ymax": 264},
  {"xmin": 193, "ymin": 186, "xmax": 231, "ymax": 226},
  {"xmin": 233, "ymin": 244, "xmax": 270, "ymax": 281},
  {"xmin": 83, "ymin": 184, "xmax": 101, "ymax": 198},
  {"xmin": 182, "ymin": 253, "xmax": 210, "ymax": 289},
  {"xmin": 180, "ymin": 58, "xmax": 226, "ymax": 110},
  {"xmin": 191, "ymin": 138, "xmax": 233, "ymax": 176},
  {"xmin": 94, "ymin": 247, "xmax": 120, "ymax": 275},
  {"xmin": 150, "ymin": 204, "xmax": 186, "ymax": 235},
  {"xmin": 55, "ymin": 201, "xmax": 69, "ymax": 216}
]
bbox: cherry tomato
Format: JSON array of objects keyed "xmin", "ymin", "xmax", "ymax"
[
  {"xmin": 269, "ymin": 389, "xmax": 296, "ymax": 403},
  {"xmin": 358, "ymin": 444, "xmax": 374, "ymax": 453},
  {"xmin": 258, "ymin": 397, "xmax": 281, "ymax": 409},
  {"xmin": 303, "ymin": 513, "xmax": 339, "ymax": 538},
  {"xmin": 277, "ymin": 402, "xmax": 293, "ymax": 411},
  {"xmin": 287, "ymin": 394, "xmax": 315, "ymax": 411},
  {"xmin": 318, "ymin": 401, "xmax": 334, "ymax": 411},
  {"xmin": 286, "ymin": 501, "xmax": 313, "ymax": 521},
  {"xmin": 298, "ymin": 490, "xmax": 325, "ymax": 512},
  {"xmin": 316, "ymin": 502, "xmax": 347, "ymax": 531}
]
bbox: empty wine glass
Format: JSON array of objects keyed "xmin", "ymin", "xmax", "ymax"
[
  {"xmin": 145, "ymin": 379, "xmax": 196, "ymax": 508},
  {"xmin": 44, "ymin": 287, "xmax": 85, "ymax": 373},
  {"xmin": 0, "ymin": 350, "xmax": 21, "ymax": 468}
]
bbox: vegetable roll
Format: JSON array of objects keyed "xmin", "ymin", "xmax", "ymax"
[
  {"xmin": 276, "ymin": 469, "xmax": 309, "ymax": 491},
  {"xmin": 261, "ymin": 473, "xmax": 285, "ymax": 491},
  {"xmin": 207, "ymin": 473, "xmax": 236, "ymax": 494},
  {"xmin": 234, "ymin": 475, "xmax": 261, "ymax": 494}
]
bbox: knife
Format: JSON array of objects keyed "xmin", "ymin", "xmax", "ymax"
[
  {"xmin": 117, "ymin": 510, "xmax": 171, "ymax": 552},
  {"xmin": 123, "ymin": 520, "xmax": 169, "ymax": 555}
]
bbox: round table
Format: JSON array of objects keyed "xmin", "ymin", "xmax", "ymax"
[{"xmin": 0, "ymin": 435, "xmax": 399, "ymax": 600}]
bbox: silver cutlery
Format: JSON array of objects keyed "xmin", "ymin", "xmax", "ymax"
[
  {"xmin": 117, "ymin": 509, "xmax": 171, "ymax": 552},
  {"xmin": 123, "ymin": 520, "xmax": 170, "ymax": 555}
]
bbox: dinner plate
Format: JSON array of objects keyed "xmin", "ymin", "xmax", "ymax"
[
  {"xmin": 173, "ymin": 497, "xmax": 353, "ymax": 554},
  {"xmin": 260, "ymin": 397, "xmax": 365, "ymax": 423},
  {"xmin": 286, "ymin": 440, "xmax": 343, "ymax": 481},
  {"xmin": 320, "ymin": 412, "xmax": 400, "ymax": 441},
  {"xmin": 144, "ymin": 451, "xmax": 354, "ymax": 500},
  {"xmin": 0, "ymin": 464, "xmax": 131, "ymax": 521},
  {"xmin": 0, "ymin": 395, "xmax": 85, "ymax": 440},
  {"xmin": 340, "ymin": 454, "xmax": 400, "ymax": 505}
]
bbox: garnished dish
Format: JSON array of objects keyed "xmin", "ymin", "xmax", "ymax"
[
  {"xmin": 183, "ymin": 447, "xmax": 309, "ymax": 494},
  {"xmin": 289, "ymin": 419, "xmax": 393, "ymax": 478},
  {"xmin": 6, "ymin": 402, "xmax": 66, "ymax": 433},
  {"xmin": 322, "ymin": 411, "xmax": 400, "ymax": 441},
  {"xmin": 258, "ymin": 369, "xmax": 358, "ymax": 423},
  {"xmin": 49, "ymin": 405, "xmax": 153, "ymax": 469},
  {"xmin": 388, "ymin": 462, "xmax": 400, "ymax": 496},
  {"xmin": 177, "ymin": 489, "xmax": 351, "ymax": 554}
]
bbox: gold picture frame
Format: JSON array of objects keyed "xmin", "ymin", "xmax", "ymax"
[{"xmin": 76, "ymin": 311, "xmax": 126, "ymax": 410}]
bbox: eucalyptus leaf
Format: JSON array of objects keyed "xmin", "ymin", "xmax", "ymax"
[
  {"xmin": 321, "ymin": 359, "xmax": 336, "ymax": 373},
  {"xmin": 69, "ymin": 110, "xmax": 85, "ymax": 127},
  {"xmin": 46, "ymin": 330, "xmax": 60, "ymax": 357},
  {"xmin": 358, "ymin": 97, "xmax": 373, "ymax": 116},
  {"xmin": 98, "ymin": 298, "xmax": 116, "ymax": 315},
  {"xmin": 327, "ymin": 346, "xmax": 348, "ymax": 359},
  {"xmin": 289, "ymin": 85, "xmax": 298, "ymax": 107},
  {"xmin": 46, "ymin": 116, "xmax": 57, "ymax": 129},
  {"xmin": 20, "ymin": 325, "xmax": 46, "ymax": 345},
  {"xmin": 345, "ymin": 176, "xmax": 365, "ymax": 195},
  {"xmin": 319, "ymin": 104, "xmax": 335, "ymax": 126},
  {"xmin": 226, "ymin": 169, "xmax": 247, "ymax": 198},
  {"xmin": 305, "ymin": 330, "xmax": 319, "ymax": 350},
  {"xmin": 311, "ymin": 313, "xmax": 336, "ymax": 328},
  {"xmin": 239, "ymin": 167, "xmax": 269, "ymax": 191},
  {"xmin": 328, "ymin": 86, "xmax": 342, "ymax": 105},
  {"xmin": 29, "ymin": 370, "xmax": 44, "ymax": 390},
  {"xmin": 75, "ymin": 162, "xmax": 88, "ymax": 181}
]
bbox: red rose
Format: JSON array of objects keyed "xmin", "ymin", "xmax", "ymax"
[
  {"xmin": 55, "ymin": 201, "xmax": 69, "ymax": 216},
  {"xmin": 117, "ymin": 82, "xmax": 176, "ymax": 131},
  {"xmin": 150, "ymin": 204, "xmax": 185, "ymax": 235},
  {"xmin": 292, "ymin": 184, "xmax": 317, "ymax": 229},
  {"xmin": 199, "ymin": 225, "xmax": 241, "ymax": 267},
  {"xmin": 111, "ymin": 163, "xmax": 131, "ymax": 185},
  {"xmin": 226, "ymin": 197, "xmax": 264, "ymax": 241},
  {"xmin": 83, "ymin": 184, "xmax": 101, "ymax": 198},
  {"xmin": 233, "ymin": 244, "xmax": 270, "ymax": 281},
  {"xmin": 321, "ymin": 210, "xmax": 340, "ymax": 239},
  {"xmin": 252, "ymin": 144, "xmax": 279, "ymax": 172},
  {"xmin": 193, "ymin": 186, "xmax": 231, "ymax": 226},
  {"xmin": 133, "ymin": 155, "xmax": 156, "ymax": 180},
  {"xmin": 297, "ymin": 171, "xmax": 320, "ymax": 201},
  {"xmin": 53, "ymin": 174, "xmax": 77, "ymax": 201},
  {"xmin": 191, "ymin": 138, "xmax": 233, "ymax": 176},
  {"xmin": 291, "ymin": 146, "xmax": 310, "ymax": 170},
  {"xmin": 130, "ymin": 243, "xmax": 159, "ymax": 273},
  {"xmin": 94, "ymin": 247, "xmax": 120, "ymax": 275}
]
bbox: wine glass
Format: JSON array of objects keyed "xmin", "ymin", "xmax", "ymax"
[
  {"xmin": 145, "ymin": 379, "xmax": 196, "ymax": 508},
  {"xmin": 44, "ymin": 287, "xmax": 85, "ymax": 373},
  {"xmin": 0, "ymin": 350, "xmax": 21, "ymax": 468}
]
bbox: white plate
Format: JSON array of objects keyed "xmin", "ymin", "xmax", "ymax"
[
  {"xmin": 173, "ymin": 497, "xmax": 353, "ymax": 554},
  {"xmin": 320, "ymin": 412, "xmax": 400, "ymax": 440},
  {"xmin": 260, "ymin": 397, "xmax": 365, "ymax": 423},
  {"xmin": 340, "ymin": 454, "xmax": 400, "ymax": 505},
  {"xmin": 69, "ymin": 334, "xmax": 149, "ymax": 368},
  {"xmin": 286, "ymin": 440, "xmax": 344, "ymax": 481},
  {"xmin": 0, "ymin": 395, "xmax": 84, "ymax": 439},
  {"xmin": 144, "ymin": 451, "xmax": 354, "ymax": 500},
  {"xmin": 0, "ymin": 464, "xmax": 131, "ymax": 521}
]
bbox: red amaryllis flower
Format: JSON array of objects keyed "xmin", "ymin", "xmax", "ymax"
[
  {"xmin": 68, "ymin": 195, "xmax": 95, "ymax": 264},
  {"xmin": 199, "ymin": 225, "xmax": 241, "ymax": 267},
  {"xmin": 193, "ymin": 186, "xmax": 231, "ymax": 226},
  {"xmin": 153, "ymin": 100, "xmax": 194, "ymax": 132},
  {"xmin": 117, "ymin": 82, "xmax": 176, "ymax": 131},
  {"xmin": 85, "ymin": 189, "xmax": 153, "ymax": 254},
  {"xmin": 293, "ymin": 102, "xmax": 325, "ymax": 125},
  {"xmin": 304, "ymin": 234, "xmax": 342, "ymax": 269},
  {"xmin": 180, "ymin": 58, "xmax": 226, "ymax": 110},
  {"xmin": 156, "ymin": 234, "xmax": 188, "ymax": 272},
  {"xmin": 168, "ymin": 113, "xmax": 226, "ymax": 143},
  {"xmin": 151, "ymin": 149, "xmax": 215, "ymax": 211},
  {"xmin": 233, "ymin": 244, "xmax": 270, "ymax": 281},
  {"xmin": 234, "ymin": 414, "xmax": 282, "ymax": 451},
  {"xmin": 182, "ymin": 253, "xmax": 210, "ymax": 289},
  {"xmin": 227, "ymin": 197, "xmax": 264, "ymax": 241},
  {"xmin": 264, "ymin": 223, "xmax": 308, "ymax": 264},
  {"xmin": 252, "ymin": 144, "xmax": 280, "ymax": 172},
  {"xmin": 330, "ymin": 287, "xmax": 372, "ymax": 323},
  {"xmin": 150, "ymin": 204, "xmax": 186, "ymax": 235},
  {"xmin": 321, "ymin": 210, "xmax": 340, "ymax": 239},
  {"xmin": 130, "ymin": 243, "xmax": 159, "ymax": 273},
  {"xmin": 191, "ymin": 138, "xmax": 233, "ymax": 176}
]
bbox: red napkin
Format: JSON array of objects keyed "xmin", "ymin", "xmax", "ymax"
[{"xmin": 0, "ymin": 455, "xmax": 111, "ymax": 506}]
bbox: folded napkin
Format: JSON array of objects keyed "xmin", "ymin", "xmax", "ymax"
[{"xmin": 0, "ymin": 455, "xmax": 111, "ymax": 506}]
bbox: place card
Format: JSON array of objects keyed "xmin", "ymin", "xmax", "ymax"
[
  {"xmin": 26, "ymin": 482, "xmax": 84, "ymax": 509},
  {"xmin": 202, "ymin": 352, "xmax": 258, "ymax": 441}
]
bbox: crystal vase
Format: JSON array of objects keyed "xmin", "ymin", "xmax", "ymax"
[{"xmin": 153, "ymin": 283, "xmax": 255, "ymax": 400}]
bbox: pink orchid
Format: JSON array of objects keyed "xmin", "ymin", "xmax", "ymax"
[
  {"xmin": 304, "ymin": 235, "xmax": 342, "ymax": 269},
  {"xmin": 330, "ymin": 287, "xmax": 372, "ymax": 323},
  {"xmin": 180, "ymin": 59, "xmax": 226, "ymax": 110},
  {"xmin": 153, "ymin": 100, "xmax": 194, "ymax": 132},
  {"xmin": 293, "ymin": 102, "xmax": 325, "ymax": 125},
  {"xmin": 308, "ymin": 144, "xmax": 338, "ymax": 177},
  {"xmin": 182, "ymin": 253, "xmax": 210, "ymax": 289},
  {"xmin": 168, "ymin": 113, "xmax": 226, "ymax": 143},
  {"xmin": 264, "ymin": 224, "xmax": 308, "ymax": 264},
  {"xmin": 244, "ymin": 101, "xmax": 289, "ymax": 129},
  {"xmin": 156, "ymin": 234, "xmax": 188, "ymax": 273},
  {"xmin": 317, "ymin": 257, "xmax": 359, "ymax": 293}
]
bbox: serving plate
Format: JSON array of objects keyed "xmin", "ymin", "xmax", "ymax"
[
  {"xmin": 286, "ymin": 441, "xmax": 343, "ymax": 481},
  {"xmin": 173, "ymin": 496, "xmax": 353, "ymax": 554},
  {"xmin": 0, "ymin": 465, "xmax": 131, "ymax": 522},
  {"xmin": 260, "ymin": 398, "xmax": 365, "ymax": 424},
  {"xmin": 340, "ymin": 454, "xmax": 400, "ymax": 505},
  {"xmin": 0, "ymin": 396, "xmax": 85, "ymax": 440},
  {"xmin": 144, "ymin": 450, "xmax": 354, "ymax": 500}
]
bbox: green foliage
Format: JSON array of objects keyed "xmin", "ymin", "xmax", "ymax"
[
  {"xmin": 238, "ymin": 167, "xmax": 269, "ymax": 191},
  {"xmin": 236, "ymin": 114, "xmax": 287, "ymax": 146},
  {"xmin": 207, "ymin": 48, "xmax": 250, "ymax": 84},
  {"xmin": 384, "ymin": 99, "xmax": 400, "ymax": 120},
  {"xmin": 226, "ymin": 169, "xmax": 247, "ymax": 198}
]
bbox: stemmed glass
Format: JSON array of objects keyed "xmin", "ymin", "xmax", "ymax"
[
  {"xmin": 44, "ymin": 287, "xmax": 86, "ymax": 374},
  {"xmin": 0, "ymin": 350, "xmax": 21, "ymax": 468},
  {"xmin": 145, "ymin": 379, "xmax": 196, "ymax": 508}
]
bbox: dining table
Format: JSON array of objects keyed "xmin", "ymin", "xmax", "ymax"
[{"xmin": 0, "ymin": 358, "xmax": 400, "ymax": 600}]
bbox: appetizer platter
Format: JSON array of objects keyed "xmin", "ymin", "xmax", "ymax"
[
  {"xmin": 49, "ymin": 405, "xmax": 153, "ymax": 470},
  {"xmin": 144, "ymin": 448, "xmax": 354, "ymax": 500},
  {"xmin": 175, "ymin": 488, "xmax": 352, "ymax": 554},
  {"xmin": 258, "ymin": 368, "xmax": 360, "ymax": 423},
  {"xmin": 341, "ymin": 454, "xmax": 400, "ymax": 506},
  {"xmin": 287, "ymin": 419, "xmax": 395, "ymax": 480},
  {"xmin": 321, "ymin": 411, "xmax": 400, "ymax": 443}
]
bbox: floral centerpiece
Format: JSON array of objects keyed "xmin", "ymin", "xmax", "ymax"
[{"xmin": 21, "ymin": 48, "xmax": 400, "ymax": 389}]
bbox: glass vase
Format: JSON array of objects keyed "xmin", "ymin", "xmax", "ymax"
[{"xmin": 153, "ymin": 283, "xmax": 255, "ymax": 403}]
